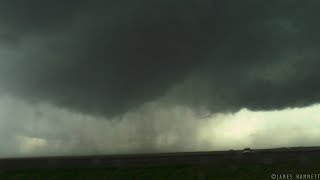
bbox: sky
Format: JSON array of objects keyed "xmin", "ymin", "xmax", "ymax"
[{"xmin": 0, "ymin": 0, "xmax": 320, "ymax": 157}]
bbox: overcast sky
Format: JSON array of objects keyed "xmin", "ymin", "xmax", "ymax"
[{"xmin": 0, "ymin": 0, "xmax": 320, "ymax": 157}]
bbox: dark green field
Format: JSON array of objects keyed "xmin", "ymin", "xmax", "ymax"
[
  {"xmin": 1, "ymin": 161, "xmax": 320, "ymax": 180},
  {"xmin": 1, "ymin": 148, "xmax": 320, "ymax": 179}
]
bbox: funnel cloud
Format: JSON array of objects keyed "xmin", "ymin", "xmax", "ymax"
[{"xmin": 1, "ymin": 0, "xmax": 320, "ymax": 117}]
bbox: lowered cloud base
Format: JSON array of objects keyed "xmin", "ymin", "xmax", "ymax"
[{"xmin": 1, "ymin": 0, "xmax": 320, "ymax": 157}]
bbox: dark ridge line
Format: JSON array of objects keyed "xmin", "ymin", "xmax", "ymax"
[
  {"xmin": 1, "ymin": 146, "xmax": 320, "ymax": 170},
  {"xmin": 1, "ymin": 146, "xmax": 320, "ymax": 160}
]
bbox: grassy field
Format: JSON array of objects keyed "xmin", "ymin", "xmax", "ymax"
[
  {"xmin": 1, "ymin": 160, "xmax": 320, "ymax": 179},
  {"xmin": 1, "ymin": 148, "xmax": 320, "ymax": 179}
]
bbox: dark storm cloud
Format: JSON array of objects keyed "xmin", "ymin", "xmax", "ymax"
[{"xmin": 1, "ymin": 0, "xmax": 320, "ymax": 117}]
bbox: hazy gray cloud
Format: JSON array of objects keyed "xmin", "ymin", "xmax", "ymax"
[
  {"xmin": 1, "ymin": 95, "xmax": 320, "ymax": 157},
  {"xmin": 0, "ymin": 0, "xmax": 320, "ymax": 118},
  {"xmin": 0, "ymin": 95, "xmax": 207, "ymax": 157}
]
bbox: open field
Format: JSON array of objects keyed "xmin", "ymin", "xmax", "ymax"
[{"xmin": 1, "ymin": 147, "xmax": 320, "ymax": 179}]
